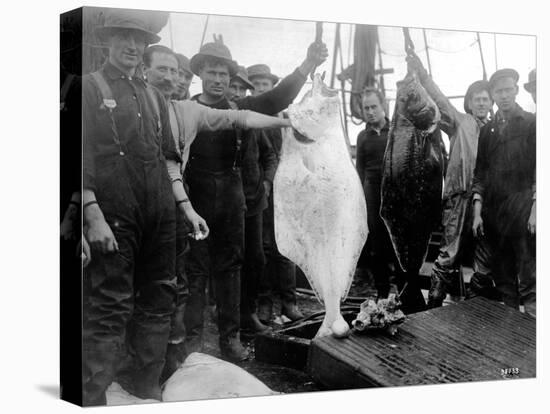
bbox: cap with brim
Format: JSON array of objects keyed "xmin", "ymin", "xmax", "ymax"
[
  {"xmin": 247, "ymin": 64, "xmax": 279, "ymax": 84},
  {"xmin": 524, "ymin": 68, "xmax": 536, "ymax": 93},
  {"xmin": 190, "ymin": 42, "xmax": 238, "ymax": 77},
  {"xmin": 175, "ymin": 53, "xmax": 193, "ymax": 76},
  {"xmin": 489, "ymin": 68, "xmax": 519, "ymax": 89},
  {"xmin": 463, "ymin": 80, "xmax": 491, "ymax": 114},
  {"xmin": 95, "ymin": 9, "xmax": 168, "ymax": 45},
  {"xmin": 231, "ymin": 66, "xmax": 254, "ymax": 89}
]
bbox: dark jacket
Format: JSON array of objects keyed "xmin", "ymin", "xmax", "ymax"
[
  {"xmin": 472, "ymin": 104, "xmax": 536, "ymax": 238},
  {"xmin": 241, "ymin": 130, "xmax": 277, "ymax": 216},
  {"xmin": 355, "ymin": 118, "xmax": 390, "ymax": 186}
]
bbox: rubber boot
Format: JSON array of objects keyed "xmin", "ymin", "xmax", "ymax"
[
  {"xmin": 83, "ymin": 341, "xmax": 121, "ymax": 406},
  {"xmin": 160, "ymin": 341, "xmax": 187, "ymax": 384},
  {"xmin": 184, "ymin": 273, "xmax": 207, "ymax": 354},
  {"xmin": 215, "ymin": 271, "xmax": 249, "ymax": 361},
  {"xmin": 427, "ymin": 275, "xmax": 447, "ymax": 309},
  {"xmin": 257, "ymin": 297, "xmax": 273, "ymax": 324},
  {"xmin": 281, "ymin": 301, "xmax": 304, "ymax": 321},
  {"xmin": 241, "ymin": 312, "xmax": 270, "ymax": 333}
]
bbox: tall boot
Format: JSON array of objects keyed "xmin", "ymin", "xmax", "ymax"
[
  {"xmin": 396, "ymin": 272, "xmax": 427, "ymax": 314},
  {"xmin": 215, "ymin": 271, "xmax": 249, "ymax": 361},
  {"xmin": 278, "ymin": 257, "xmax": 304, "ymax": 321},
  {"xmin": 83, "ymin": 341, "xmax": 122, "ymax": 406}
]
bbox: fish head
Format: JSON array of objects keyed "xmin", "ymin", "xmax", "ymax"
[
  {"xmin": 396, "ymin": 71, "xmax": 440, "ymax": 132},
  {"xmin": 287, "ymin": 74, "xmax": 341, "ymax": 144}
]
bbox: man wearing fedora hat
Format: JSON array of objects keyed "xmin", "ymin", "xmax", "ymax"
[
  {"xmin": 80, "ymin": 8, "xmax": 191, "ymax": 405},
  {"xmin": 406, "ymin": 51, "xmax": 496, "ymax": 309},
  {"xmin": 228, "ymin": 65, "xmax": 254, "ymax": 101},
  {"xmin": 472, "ymin": 68, "xmax": 536, "ymax": 317},
  {"xmin": 184, "ymin": 39, "xmax": 328, "ymax": 360}
]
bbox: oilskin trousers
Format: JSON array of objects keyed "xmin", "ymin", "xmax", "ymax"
[
  {"xmin": 82, "ymin": 154, "xmax": 176, "ymax": 406},
  {"xmin": 184, "ymin": 167, "xmax": 246, "ymax": 350},
  {"xmin": 429, "ymin": 193, "xmax": 471, "ymax": 302}
]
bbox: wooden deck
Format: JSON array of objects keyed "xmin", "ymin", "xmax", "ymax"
[{"xmin": 307, "ymin": 297, "xmax": 536, "ymax": 389}]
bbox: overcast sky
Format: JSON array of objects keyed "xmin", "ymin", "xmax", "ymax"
[{"xmin": 158, "ymin": 11, "xmax": 536, "ymax": 145}]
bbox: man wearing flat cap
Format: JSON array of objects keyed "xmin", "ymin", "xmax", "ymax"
[
  {"xmin": 184, "ymin": 39, "xmax": 328, "ymax": 361},
  {"xmin": 80, "ymin": 8, "xmax": 188, "ymax": 405},
  {"xmin": 472, "ymin": 68, "xmax": 536, "ymax": 317},
  {"xmin": 406, "ymin": 52, "xmax": 495, "ymax": 309},
  {"xmin": 246, "ymin": 63, "xmax": 305, "ymax": 324}
]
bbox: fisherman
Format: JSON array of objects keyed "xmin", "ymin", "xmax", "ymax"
[
  {"xmin": 228, "ymin": 66, "xmax": 278, "ymax": 333},
  {"xmin": 406, "ymin": 52, "xmax": 494, "ymax": 308},
  {"xmin": 355, "ymin": 87, "xmax": 394, "ymax": 299},
  {"xmin": 173, "ymin": 53, "xmax": 193, "ymax": 100},
  {"xmin": 184, "ymin": 40, "xmax": 327, "ymax": 360},
  {"xmin": 248, "ymin": 63, "xmax": 305, "ymax": 324},
  {"xmin": 143, "ymin": 45, "xmax": 294, "ymax": 376},
  {"xmin": 471, "ymin": 68, "xmax": 536, "ymax": 317},
  {"xmin": 80, "ymin": 9, "xmax": 186, "ymax": 405}
]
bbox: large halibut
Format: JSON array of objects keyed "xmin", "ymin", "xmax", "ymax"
[
  {"xmin": 380, "ymin": 70, "xmax": 444, "ymax": 275},
  {"xmin": 274, "ymin": 74, "xmax": 368, "ymax": 338}
]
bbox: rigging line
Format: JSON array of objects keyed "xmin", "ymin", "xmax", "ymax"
[
  {"xmin": 329, "ymin": 23, "xmax": 341, "ymax": 89},
  {"xmin": 427, "ymin": 40, "xmax": 478, "ymax": 54},
  {"xmin": 347, "ymin": 23, "xmax": 353, "ymax": 66},
  {"xmin": 199, "ymin": 14, "xmax": 210, "ymax": 49},
  {"xmin": 494, "ymin": 33, "xmax": 498, "ymax": 71},
  {"xmin": 380, "ymin": 47, "xmax": 426, "ymax": 57},
  {"xmin": 476, "ymin": 32, "xmax": 487, "ymax": 81},
  {"xmin": 422, "ymin": 29, "xmax": 433, "ymax": 77}
]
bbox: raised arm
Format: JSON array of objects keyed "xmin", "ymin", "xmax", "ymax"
[
  {"xmin": 406, "ymin": 52, "xmax": 459, "ymax": 137},
  {"xmin": 236, "ymin": 42, "xmax": 329, "ymax": 114}
]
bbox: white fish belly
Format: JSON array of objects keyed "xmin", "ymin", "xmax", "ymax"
[{"xmin": 274, "ymin": 128, "xmax": 368, "ymax": 309}]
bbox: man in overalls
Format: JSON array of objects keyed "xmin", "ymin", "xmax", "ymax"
[
  {"xmin": 81, "ymin": 9, "xmax": 187, "ymax": 405},
  {"xmin": 184, "ymin": 40, "xmax": 328, "ymax": 361}
]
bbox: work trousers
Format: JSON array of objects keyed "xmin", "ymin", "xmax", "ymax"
[
  {"xmin": 476, "ymin": 225, "xmax": 536, "ymax": 316},
  {"xmin": 241, "ymin": 212, "xmax": 266, "ymax": 315},
  {"xmin": 83, "ymin": 154, "xmax": 176, "ymax": 406},
  {"xmin": 184, "ymin": 167, "xmax": 246, "ymax": 348},
  {"xmin": 259, "ymin": 194, "xmax": 296, "ymax": 307},
  {"xmin": 363, "ymin": 173, "xmax": 395, "ymax": 297}
]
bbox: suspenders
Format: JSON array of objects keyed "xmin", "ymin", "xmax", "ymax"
[{"xmin": 90, "ymin": 70, "xmax": 163, "ymax": 156}]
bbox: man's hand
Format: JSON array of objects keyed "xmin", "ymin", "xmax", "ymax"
[
  {"xmin": 77, "ymin": 236, "xmax": 92, "ymax": 268},
  {"xmin": 84, "ymin": 204, "xmax": 119, "ymax": 254},
  {"xmin": 472, "ymin": 214, "xmax": 484, "ymax": 238},
  {"xmin": 264, "ymin": 180, "xmax": 272, "ymax": 198},
  {"xmin": 182, "ymin": 204, "xmax": 210, "ymax": 239},
  {"xmin": 306, "ymin": 41, "xmax": 329, "ymax": 67},
  {"xmin": 406, "ymin": 51, "xmax": 428, "ymax": 79},
  {"xmin": 527, "ymin": 201, "xmax": 536, "ymax": 235}
]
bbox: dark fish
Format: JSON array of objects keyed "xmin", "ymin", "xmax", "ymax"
[{"xmin": 380, "ymin": 71, "xmax": 444, "ymax": 275}]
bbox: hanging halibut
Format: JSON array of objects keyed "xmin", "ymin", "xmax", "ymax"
[
  {"xmin": 380, "ymin": 70, "xmax": 444, "ymax": 275},
  {"xmin": 274, "ymin": 74, "xmax": 368, "ymax": 338}
]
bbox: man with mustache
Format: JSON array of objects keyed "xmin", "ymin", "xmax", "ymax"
[
  {"xmin": 472, "ymin": 68, "xmax": 536, "ymax": 316},
  {"xmin": 142, "ymin": 44, "xmax": 292, "ymax": 374}
]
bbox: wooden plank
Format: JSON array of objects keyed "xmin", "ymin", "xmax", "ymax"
[{"xmin": 308, "ymin": 297, "xmax": 535, "ymax": 389}]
